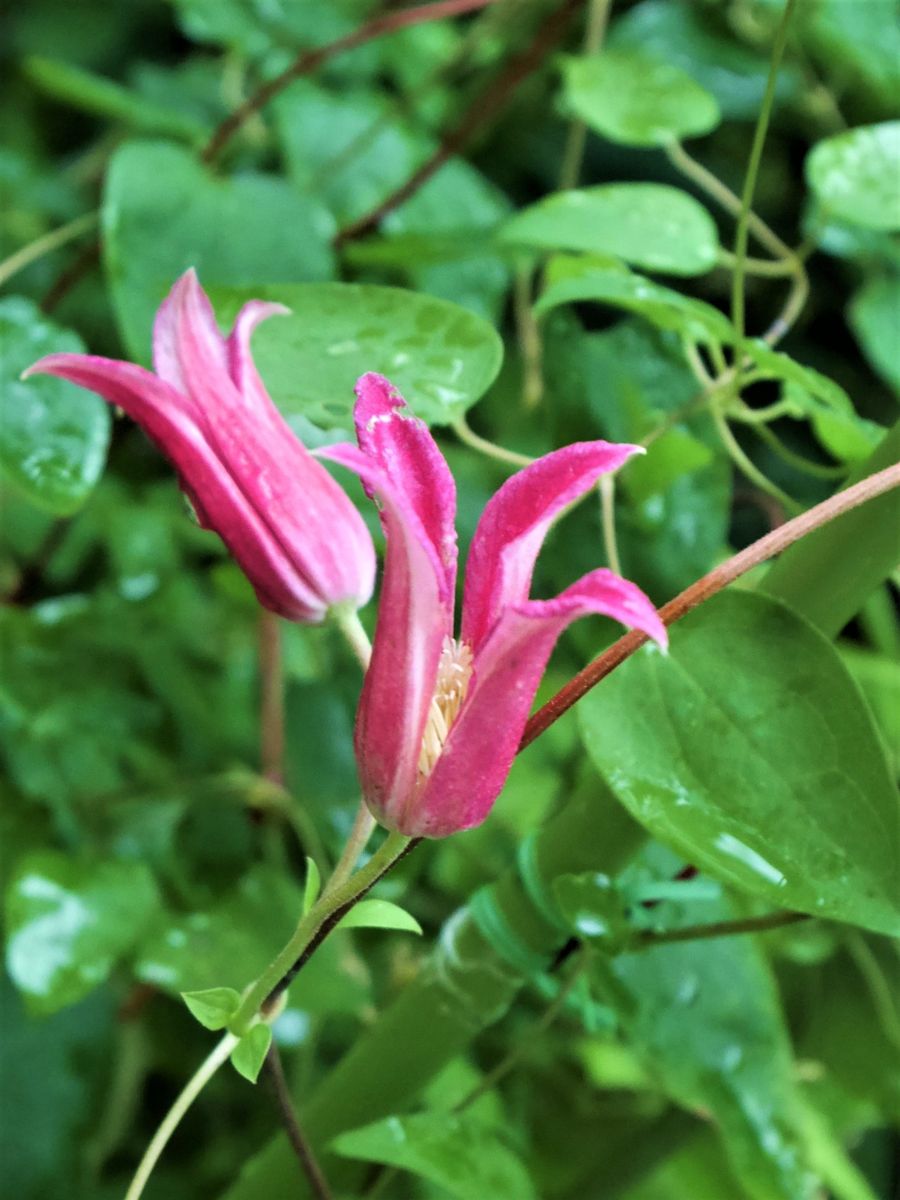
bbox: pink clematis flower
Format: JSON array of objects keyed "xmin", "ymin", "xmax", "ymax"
[
  {"xmin": 323, "ymin": 373, "xmax": 668, "ymax": 838},
  {"xmin": 24, "ymin": 270, "xmax": 376, "ymax": 623}
]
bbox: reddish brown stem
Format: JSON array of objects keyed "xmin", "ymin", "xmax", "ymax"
[
  {"xmin": 521, "ymin": 461, "xmax": 900, "ymax": 750},
  {"xmin": 335, "ymin": 0, "xmax": 586, "ymax": 245},
  {"xmin": 201, "ymin": 0, "xmax": 500, "ymax": 164},
  {"xmin": 259, "ymin": 610, "xmax": 285, "ymax": 785}
]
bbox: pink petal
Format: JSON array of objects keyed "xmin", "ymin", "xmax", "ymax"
[
  {"xmin": 353, "ymin": 373, "xmax": 457, "ymax": 603},
  {"xmin": 411, "ymin": 568, "xmax": 667, "ymax": 837},
  {"xmin": 461, "ymin": 441, "xmax": 643, "ymax": 651},
  {"xmin": 322, "ymin": 442, "xmax": 451, "ymax": 829},
  {"xmin": 152, "ymin": 269, "xmax": 226, "ymax": 407},
  {"xmin": 165, "ymin": 275, "xmax": 376, "ymax": 612},
  {"xmin": 226, "ymin": 298, "xmax": 291, "ymax": 413},
  {"xmin": 25, "ymin": 354, "xmax": 327, "ymax": 619}
]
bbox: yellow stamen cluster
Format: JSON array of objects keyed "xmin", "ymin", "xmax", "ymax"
[{"xmin": 418, "ymin": 636, "xmax": 474, "ymax": 779}]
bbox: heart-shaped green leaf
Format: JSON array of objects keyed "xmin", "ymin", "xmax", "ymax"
[
  {"xmin": 182, "ymin": 986, "xmax": 242, "ymax": 1031},
  {"xmin": 5, "ymin": 853, "xmax": 159, "ymax": 1013},
  {"xmin": 502, "ymin": 184, "xmax": 719, "ymax": 275},
  {"xmin": 208, "ymin": 282, "xmax": 504, "ymax": 431},
  {"xmin": 561, "ymin": 49, "xmax": 720, "ymax": 147},
  {"xmin": 1, "ymin": 297, "xmax": 110, "ymax": 514},
  {"xmin": 230, "ymin": 1023, "xmax": 272, "ymax": 1084},
  {"xmin": 806, "ymin": 122, "xmax": 900, "ymax": 231},
  {"xmin": 102, "ymin": 140, "xmax": 336, "ymax": 361},
  {"xmin": 578, "ymin": 592, "xmax": 900, "ymax": 936}
]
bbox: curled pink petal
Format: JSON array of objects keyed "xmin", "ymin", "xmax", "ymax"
[
  {"xmin": 411, "ymin": 569, "xmax": 667, "ymax": 837},
  {"xmin": 461, "ymin": 441, "xmax": 643, "ymax": 651},
  {"xmin": 353, "ymin": 373, "xmax": 458, "ymax": 603},
  {"xmin": 25, "ymin": 270, "xmax": 376, "ymax": 623},
  {"xmin": 322, "ymin": 442, "xmax": 451, "ymax": 829}
]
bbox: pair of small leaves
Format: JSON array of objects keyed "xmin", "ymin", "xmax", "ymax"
[{"xmin": 181, "ymin": 856, "xmax": 420, "ymax": 1082}]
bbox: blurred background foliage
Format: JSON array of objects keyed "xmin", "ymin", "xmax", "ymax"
[{"xmin": 1, "ymin": 1, "xmax": 898, "ymax": 1198}]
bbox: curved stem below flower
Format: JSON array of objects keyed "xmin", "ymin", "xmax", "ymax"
[{"xmin": 124, "ymin": 1032, "xmax": 239, "ymax": 1200}]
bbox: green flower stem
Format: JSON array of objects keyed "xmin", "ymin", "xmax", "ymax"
[
  {"xmin": 557, "ymin": 0, "xmax": 613, "ymax": 189},
  {"xmin": 750, "ymin": 421, "xmax": 848, "ymax": 481},
  {"xmin": 322, "ymin": 802, "xmax": 377, "ymax": 899},
  {"xmin": 0, "ymin": 210, "xmax": 97, "ymax": 289},
  {"xmin": 331, "ymin": 605, "xmax": 372, "ymax": 670},
  {"xmin": 220, "ymin": 783, "xmax": 650, "ymax": 1200},
  {"xmin": 230, "ymin": 830, "xmax": 413, "ymax": 1034},
  {"xmin": 453, "ymin": 412, "xmax": 534, "ymax": 468},
  {"xmin": 665, "ymin": 139, "xmax": 809, "ymax": 348},
  {"xmin": 599, "ymin": 475, "xmax": 622, "ymax": 576},
  {"xmin": 730, "ymin": 0, "xmax": 798, "ymax": 348},
  {"xmin": 710, "ymin": 403, "xmax": 801, "ymax": 515},
  {"xmin": 125, "ymin": 1032, "xmax": 240, "ymax": 1200}
]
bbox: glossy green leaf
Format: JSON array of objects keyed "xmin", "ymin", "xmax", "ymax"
[
  {"xmin": 578, "ymin": 591, "xmax": 900, "ymax": 935},
  {"xmin": 762, "ymin": 422, "xmax": 900, "ymax": 637},
  {"xmin": 208, "ymin": 283, "xmax": 503, "ymax": 432},
  {"xmin": 181, "ymin": 986, "xmax": 241, "ymax": 1031},
  {"xmin": 538, "ymin": 260, "xmax": 733, "ymax": 344},
  {"xmin": 1, "ymin": 297, "xmax": 110, "ymax": 514},
  {"xmin": 102, "ymin": 140, "xmax": 335, "ymax": 361},
  {"xmin": 336, "ymin": 898, "xmax": 422, "ymax": 935},
  {"xmin": 5, "ymin": 852, "xmax": 159, "ymax": 1014},
  {"xmin": 230, "ymin": 1023, "xmax": 271, "ymax": 1084},
  {"xmin": 597, "ymin": 898, "xmax": 816, "ymax": 1199},
  {"xmin": 561, "ymin": 49, "xmax": 720, "ymax": 147},
  {"xmin": 806, "ymin": 122, "xmax": 900, "ymax": 231},
  {"xmin": 609, "ymin": 0, "xmax": 801, "ymax": 120},
  {"xmin": 503, "ymin": 185, "xmax": 719, "ymax": 276},
  {"xmin": 848, "ymin": 274, "xmax": 900, "ymax": 392},
  {"xmin": 331, "ymin": 1112, "xmax": 537, "ymax": 1199}
]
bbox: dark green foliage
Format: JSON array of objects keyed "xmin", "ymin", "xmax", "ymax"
[{"xmin": 2, "ymin": 2, "xmax": 898, "ymax": 1198}]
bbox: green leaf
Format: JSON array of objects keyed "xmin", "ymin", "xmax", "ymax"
[
  {"xmin": 596, "ymin": 896, "xmax": 816, "ymax": 1199},
  {"xmin": 538, "ymin": 259, "xmax": 733, "ymax": 345},
  {"xmin": 578, "ymin": 592, "xmax": 900, "ymax": 936},
  {"xmin": 561, "ymin": 49, "xmax": 720, "ymax": 147},
  {"xmin": 24, "ymin": 56, "xmax": 205, "ymax": 145},
  {"xmin": 302, "ymin": 857, "xmax": 321, "ymax": 916},
  {"xmin": 762, "ymin": 422, "xmax": 900, "ymax": 637},
  {"xmin": 337, "ymin": 898, "xmax": 422, "ymax": 935},
  {"xmin": 0, "ymin": 297, "xmax": 110, "ymax": 514},
  {"xmin": 806, "ymin": 122, "xmax": 900, "ymax": 232},
  {"xmin": 502, "ymin": 184, "xmax": 719, "ymax": 276},
  {"xmin": 848, "ymin": 274, "xmax": 900, "ymax": 392},
  {"xmin": 741, "ymin": 341, "xmax": 884, "ymax": 462},
  {"xmin": 609, "ymin": 0, "xmax": 802, "ymax": 120},
  {"xmin": 102, "ymin": 140, "xmax": 335, "ymax": 361},
  {"xmin": 181, "ymin": 986, "xmax": 242, "ymax": 1031},
  {"xmin": 5, "ymin": 852, "xmax": 159, "ymax": 1014},
  {"xmin": 208, "ymin": 283, "xmax": 503, "ymax": 431},
  {"xmin": 230, "ymin": 1023, "xmax": 271, "ymax": 1084},
  {"xmin": 331, "ymin": 1112, "xmax": 537, "ymax": 1200}
]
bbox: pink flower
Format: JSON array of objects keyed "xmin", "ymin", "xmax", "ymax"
[
  {"xmin": 24, "ymin": 270, "xmax": 376, "ymax": 623},
  {"xmin": 323, "ymin": 373, "xmax": 668, "ymax": 837}
]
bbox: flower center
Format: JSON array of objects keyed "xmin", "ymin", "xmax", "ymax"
[{"xmin": 418, "ymin": 637, "xmax": 474, "ymax": 779}]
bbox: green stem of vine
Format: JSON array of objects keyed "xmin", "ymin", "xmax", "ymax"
[
  {"xmin": 231, "ymin": 830, "xmax": 413, "ymax": 1033},
  {"xmin": 730, "ymin": 0, "xmax": 798, "ymax": 350},
  {"xmin": 124, "ymin": 1032, "xmax": 239, "ymax": 1200}
]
